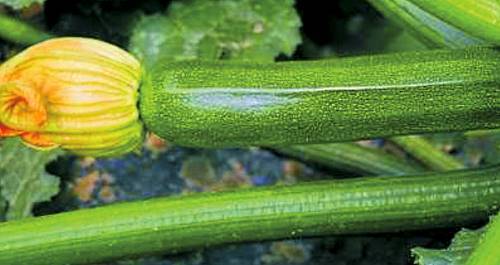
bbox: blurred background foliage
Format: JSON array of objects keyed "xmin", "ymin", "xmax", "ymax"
[{"xmin": 0, "ymin": 0, "xmax": 499, "ymax": 264}]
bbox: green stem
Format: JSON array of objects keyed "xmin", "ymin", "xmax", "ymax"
[
  {"xmin": 392, "ymin": 135, "xmax": 464, "ymax": 171},
  {"xmin": 366, "ymin": 0, "xmax": 491, "ymax": 48},
  {"xmin": 142, "ymin": 48, "xmax": 500, "ymax": 148},
  {"xmin": 410, "ymin": 0, "xmax": 500, "ymax": 45},
  {"xmin": 1, "ymin": 166, "xmax": 499, "ymax": 265},
  {"xmin": 465, "ymin": 129, "xmax": 500, "ymax": 138},
  {"xmin": 465, "ymin": 213, "xmax": 500, "ymax": 265},
  {"xmin": 274, "ymin": 143, "xmax": 423, "ymax": 176},
  {"xmin": 0, "ymin": 13, "xmax": 52, "ymax": 45}
]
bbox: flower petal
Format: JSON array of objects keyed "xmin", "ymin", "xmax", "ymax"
[
  {"xmin": 0, "ymin": 123, "xmax": 22, "ymax": 137},
  {"xmin": 0, "ymin": 82, "xmax": 47, "ymax": 131},
  {"xmin": 0, "ymin": 38, "xmax": 143, "ymax": 157},
  {"xmin": 20, "ymin": 132, "xmax": 58, "ymax": 150}
]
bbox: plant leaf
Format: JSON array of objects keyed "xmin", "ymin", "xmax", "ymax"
[
  {"xmin": 130, "ymin": 0, "xmax": 302, "ymax": 67},
  {"xmin": 0, "ymin": 138, "xmax": 62, "ymax": 220},
  {"xmin": 0, "ymin": 0, "xmax": 45, "ymax": 10},
  {"xmin": 412, "ymin": 227, "xmax": 484, "ymax": 265},
  {"xmin": 464, "ymin": 213, "xmax": 500, "ymax": 265}
]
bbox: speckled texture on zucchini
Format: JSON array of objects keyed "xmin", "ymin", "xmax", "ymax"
[{"xmin": 141, "ymin": 48, "xmax": 500, "ymax": 147}]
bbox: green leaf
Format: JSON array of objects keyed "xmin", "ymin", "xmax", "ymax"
[
  {"xmin": 465, "ymin": 213, "xmax": 500, "ymax": 265},
  {"xmin": 0, "ymin": 0, "xmax": 45, "ymax": 10},
  {"xmin": 412, "ymin": 227, "xmax": 484, "ymax": 265},
  {"xmin": 130, "ymin": 0, "xmax": 302, "ymax": 67},
  {"xmin": 0, "ymin": 138, "xmax": 62, "ymax": 220}
]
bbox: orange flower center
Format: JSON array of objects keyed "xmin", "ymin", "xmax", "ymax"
[
  {"xmin": 0, "ymin": 82, "xmax": 55, "ymax": 148},
  {"xmin": 0, "ymin": 82, "xmax": 48, "ymax": 128}
]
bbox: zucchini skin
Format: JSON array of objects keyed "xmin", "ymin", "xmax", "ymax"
[
  {"xmin": 141, "ymin": 48, "xmax": 500, "ymax": 147},
  {"xmin": 0, "ymin": 166, "xmax": 499, "ymax": 265}
]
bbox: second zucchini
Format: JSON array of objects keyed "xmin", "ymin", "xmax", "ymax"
[{"xmin": 141, "ymin": 48, "xmax": 500, "ymax": 147}]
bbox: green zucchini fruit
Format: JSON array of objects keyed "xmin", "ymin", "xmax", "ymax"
[{"xmin": 141, "ymin": 47, "xmax": 500, "ymax": 148}]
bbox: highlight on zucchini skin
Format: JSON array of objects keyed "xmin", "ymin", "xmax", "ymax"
[
  {"xmin": 141, "ymin": 47, "xmax": 500, "ymax": 148},
  {"xmin": 0, "ymin": 165, "xmax": 499, "ymax": 265}
]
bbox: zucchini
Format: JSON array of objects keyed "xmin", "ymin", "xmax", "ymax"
[
  {"xmin": 1, "ymin": 166, "xmax": 499, "ymax": 265},
  {"xmin": 141, "ymin": 48, "xmax": 500, "ymax": 148}
]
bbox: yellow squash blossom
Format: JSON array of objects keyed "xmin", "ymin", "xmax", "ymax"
[{"xmin": 0, "ymin": 37, "xmax": 143, "ymax": 156}]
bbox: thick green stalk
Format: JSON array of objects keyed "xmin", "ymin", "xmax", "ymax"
[
  {"xmin": 0, "ymin": 166, "xmax": 499, "ymax": 265},
  {"xmin": 465, "ymin": 129, "xmax": 500, "ymax": 138},
  {"xmin": 274, "ymin": 143, "xmax": 423, "ymax": 176},
  {"xmin": 410, "ymin": 0, "xmax": 500, "ymax": 45},
  {"xmin": 142, "ymin": 48, "xmax": 500, "ymax": 148},
  {"xmin": 0, "ymin": 13, "xmax": 52, "ymax": 45},
  {"xmin": 392, "ymin": 136, "xmax": 464, "ymax": 171},
  {"xmin": 366, "ymin": 0, "xmax": 487, "ymax": 48},
  {"xmin": 465, "ymin": 213, "xmax": 500, "ymax": 265}
]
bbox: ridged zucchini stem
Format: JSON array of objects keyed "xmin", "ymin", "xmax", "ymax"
[
  {"xmin": 142, "ymin": 48, "xmax": 500, "ymax": 148},
  {"xmin": 0, "ymin": 166, "xmax": 499, "ymax": 265},
  {"xmin": 391, "ymin": 135, "xmax": 464, "ymax": 171},
  {"xmin": 409, "ymin": 0, "xmax": 500, "ymax": 45},
  {"xmin": 274, "ymin": 143, "xmax": 424, "ymax": 176},
  {"xmin": 0, "ymin": 13, "xmax": 52, "ymax": 45},
  {"xmin": 366, "ymin": 0, "xmax": 487, "ymax": 48}
]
